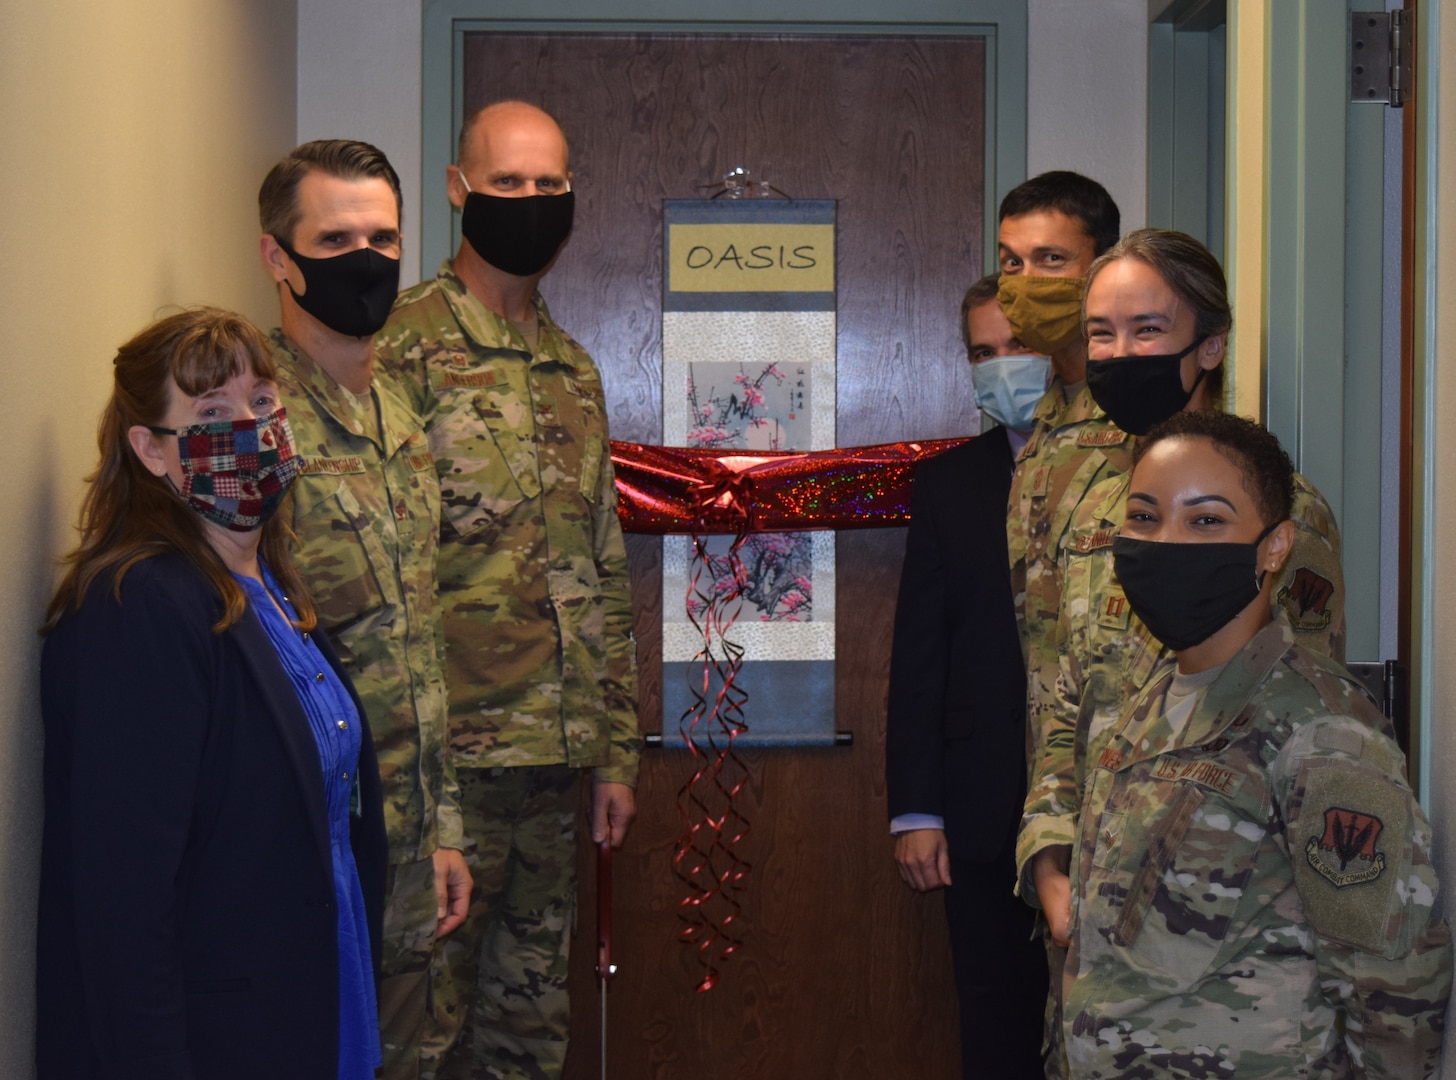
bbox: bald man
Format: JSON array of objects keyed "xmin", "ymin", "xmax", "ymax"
[{"xmin": 376, "ymin": 101, "xmax": 640, "ymax": 1079}]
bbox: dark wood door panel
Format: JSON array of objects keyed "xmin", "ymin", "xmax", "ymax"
[{"xmin": 463, "ymin": 31, "xmax": 986, "ymax": 1078}]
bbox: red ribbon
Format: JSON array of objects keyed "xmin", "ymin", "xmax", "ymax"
[
  {"xmin": 617, "ymin": 436, "xmax": 966, "ymax": 990},
  {"xmin": 671, "ymin": 530, "xmax": 751, "ymax": 992},
  {"xmin": 611, "ymin": 438, "xmax": 966, "ymax": 534}
]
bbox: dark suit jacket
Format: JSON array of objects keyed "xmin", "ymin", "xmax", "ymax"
[
  {"xmin": 36, "ymin": 552, "xmax": 387, "ymax": 1080},
  {"xmin": 885, "ymin": 428, "xmax": 1027, "ymax": 859}
]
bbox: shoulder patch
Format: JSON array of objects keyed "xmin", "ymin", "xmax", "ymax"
[
  {"xmin": 1276, "ymin": 566, "xmax": 1335, "ymax": 631},
  {"xmin": 1305, "ymin": 807, "xmax": 1386, "ymax": 887},
  {"xmin": 1293, "ymin": 760, "xmax": 1408, "ymax": 956}
]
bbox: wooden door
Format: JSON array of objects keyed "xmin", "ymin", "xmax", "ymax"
[{"xmin": 463, "ymin": 32, "xmax": 987, "ymax": 1078}]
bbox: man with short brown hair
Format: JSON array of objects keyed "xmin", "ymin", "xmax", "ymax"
[{"xmin": 259, "ymin": 138, "xmax": 472, "ymax": 1080}]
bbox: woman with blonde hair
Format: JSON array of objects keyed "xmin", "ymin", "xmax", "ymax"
[{"xmin": 37, "ymin": 307, "xmax": 386, "ymax": 1080}]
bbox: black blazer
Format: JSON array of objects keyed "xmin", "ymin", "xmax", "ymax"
[
  {"xmin": 36, "ymin": 553, "xmax": 387, "ymax": 1080},
  {"xmin": 885, "ymin": 428, "xmax": 1028, "ymax": 860}
]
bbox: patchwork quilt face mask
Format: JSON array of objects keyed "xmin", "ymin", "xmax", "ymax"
[{"xmin": 150, "ymin": 408, "xmax": 299, "ymax": 532}]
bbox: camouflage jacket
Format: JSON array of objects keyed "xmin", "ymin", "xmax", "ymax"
[
  {"xmin": 1007, "ymin": 379, "xmax": 1133, "ymax": 770},
  {"xmin": 1065, "ymin": 615, "xmax": 1450, "ymax": 1078},
  {"xmin": 374, "ymin": 262, "xmax": 640, "ymax": 783},
  {"xmin": 272, "ymin": 331, "xmax": 463, "ymax": 862},
  {"xmin": 1017, "ymin": 468, "xmax": 1346, "ymax": 890}
]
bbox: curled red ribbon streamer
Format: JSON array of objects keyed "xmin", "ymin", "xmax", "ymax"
[
  {"xmin": 671, "ymin": 528, "xmax": 751, "ymax": 992},
  {"xmin": 618, "ymin": 436, "xmax": 966, "ymax": 990},
  {"xmin": 610, "ymin": 438, "xmax": 967, "ymax": 535}
]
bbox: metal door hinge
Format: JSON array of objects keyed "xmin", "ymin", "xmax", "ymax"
[{"xmin": 1351, "ymin": 9, "xmax": 1411, "ymax": 107}]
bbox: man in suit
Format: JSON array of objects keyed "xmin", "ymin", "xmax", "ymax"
[{"xmin": 886, "ymin": 273, "xmax": 1050, "ymax": 1078}]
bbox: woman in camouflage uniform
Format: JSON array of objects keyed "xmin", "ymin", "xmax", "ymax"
[
  {"xmin": 1018, "ymin": 231, "xmax": 1345, "ymax": 944},
  {"xmin": 1063, "ymin": 411, "xmax": 1449, "ymax": 1077}
]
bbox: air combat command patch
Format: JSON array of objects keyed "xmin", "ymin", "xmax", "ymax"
[
  {"xmin": 1278, "ymin": 565, "xmax": 1335, "ymax": 632},
  {"xmin": 1306, "ymin": 806, "xmax": 1387, "ymax": 887}
]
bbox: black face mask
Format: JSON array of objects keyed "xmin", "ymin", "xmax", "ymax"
[
  {"xmin": 275, "ymin": 239, "xmax": 400, "ymax": 338},
  {"xmin": 1112, "ymin": 520, "xmax": 1281, "ymax": 652},
  {"xmin": 461, "ymin": 190, "xmax": 575, "ymax": 277},
  {"xmin": 1085, "ymin": 339, "xmax": 1208, "ymax": 435}
]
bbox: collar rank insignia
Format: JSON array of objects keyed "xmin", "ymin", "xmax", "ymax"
[{"xmin": 1305, "ymin": 806, "xmax": 1386, "ymax": 888}]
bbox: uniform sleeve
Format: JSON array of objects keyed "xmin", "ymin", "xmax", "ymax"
[
  {"xmin": 426, "ymin": 568, "xmax": 465, "ymax": 851},
  {"xmin": 1276, "ymin": 716, "xmax": 1452, "ymax": 1077},
  {"xmin": 591, "ymin": 444, "xmax": 641, "ymax": 786},
  {"xmin": 1016, "ymin": 587, "xmax": 1083, "ymax": 902},
  {"xmin": 61, "ymin": 570, "xmax": 215, "ymax": 1079},
  {"xmin": 1278, "ymin": 478, "xmax": 1347, "ymax": 663},
  {"xmin": 434, "ymin": 616, "xmax": 465, "ymax": 847}
]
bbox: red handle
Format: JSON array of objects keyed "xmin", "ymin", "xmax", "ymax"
[{"xmin": 596, "ymin": 838, "xmax": 614, "ymax": 985}]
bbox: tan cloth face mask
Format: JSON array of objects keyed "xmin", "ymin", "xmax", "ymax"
[{"xmin": 997, "ymin": 275, "xmax": 1088, "ymax": 356}]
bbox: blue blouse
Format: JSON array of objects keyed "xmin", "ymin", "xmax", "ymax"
[{"xmin": 236, "ymin": 564, "xmax": 381, "ymax": 1080}]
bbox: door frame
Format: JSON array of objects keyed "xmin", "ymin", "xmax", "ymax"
[{"xmin": 419, "ymin": 0, "xmax": 1027, "ymax": 278}]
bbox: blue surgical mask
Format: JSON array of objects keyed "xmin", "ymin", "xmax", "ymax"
[{"xmin": 971, "ymin": 354, "xmax": 1051, "ymax": 433}]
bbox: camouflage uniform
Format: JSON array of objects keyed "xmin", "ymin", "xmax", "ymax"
[
  {"xmin": 375, "ymin": 262, "xmax": 640, "ymax": 1080},
  {"xmin": 1007, "ymin": 379, "xmax": 1131, "ymax": 1078},
  {"xmin": 1008, "ymin": 379, "xmax": 1133, "ymax": 769},
  {"xmin": 1017, "ymin": 468, "xmax": 1346, "ymax": 887},
  {"xmin": 1065, "ymin": 614, "xmax": 1451, "ymax": 1077},
  {"xmin": 273, "ymin": 331, "xmax": 464, "ymax": 1078}
]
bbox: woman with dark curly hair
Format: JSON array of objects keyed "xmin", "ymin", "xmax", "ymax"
[{"xmin": 1062, "ymin": 412, "xmax": 1449, "ymax": 1076}]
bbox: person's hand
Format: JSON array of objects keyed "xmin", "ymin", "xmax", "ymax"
[
  {"xmin": 591, "ymin": 779, "xmax": 636, "ymax": 848},
  {"xmin": 432, "ymin": 847, "xmax": 472, "ymax": 938},
  {"xmin": 1031, "ymin": 846, "xmax": 1073, "ymax": 947},
  {"xmin": 894, "ymin": 829, "xmax": 953, "ymax": 891}
]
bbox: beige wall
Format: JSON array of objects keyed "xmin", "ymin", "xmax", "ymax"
[
  {"xmin": 0, "ymin": 3, "xmax": 296, "ymax": 1074},
  {"xmin": 297, "ymin": 0, "xmax": 423, "ymax": 288}
]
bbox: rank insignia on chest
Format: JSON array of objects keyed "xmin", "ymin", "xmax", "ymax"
[
  {"xmin": 1077, "ymin": 428, "xmax": 1128, "ymax": 448},
  {"xmin": 1031, "ymin": 465, "xmax": 1051, "ymax": 497},
  {"xmin": 1305, "ymin": 806, "xmax": 1387, "ymax": 887},
  {"xmin": 1098, "ymin": 591, "xmax": 1132, "ymax": 630}
]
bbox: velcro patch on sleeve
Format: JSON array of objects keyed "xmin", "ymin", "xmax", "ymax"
[{"xmin": 1293, "ymin": 759, "xmax": 1408, "ymax": 955}]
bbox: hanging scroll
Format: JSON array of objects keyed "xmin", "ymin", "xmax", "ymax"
[{"xmin": 660, "ymin": 198, "xmax": 838, "ymax": 748}]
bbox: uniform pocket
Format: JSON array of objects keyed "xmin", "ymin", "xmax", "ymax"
[
  {"xmin": 292, "ymin": 476, "xmax": 388, "ymax": 653},
  {"xmin": 428, "ymin": 391, "xmax": 528, "ymax": 540},
  {"xmin": 1109, "ymin": 782, "xmax": 1204, "ymax": 948},
  {"xmin": 1117, "ymin": 777, "xmax": 1271, "ymax": 984},
  {"xmin": 580, "ymin": 433, "xmax": 605, "ymax": 504}
]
